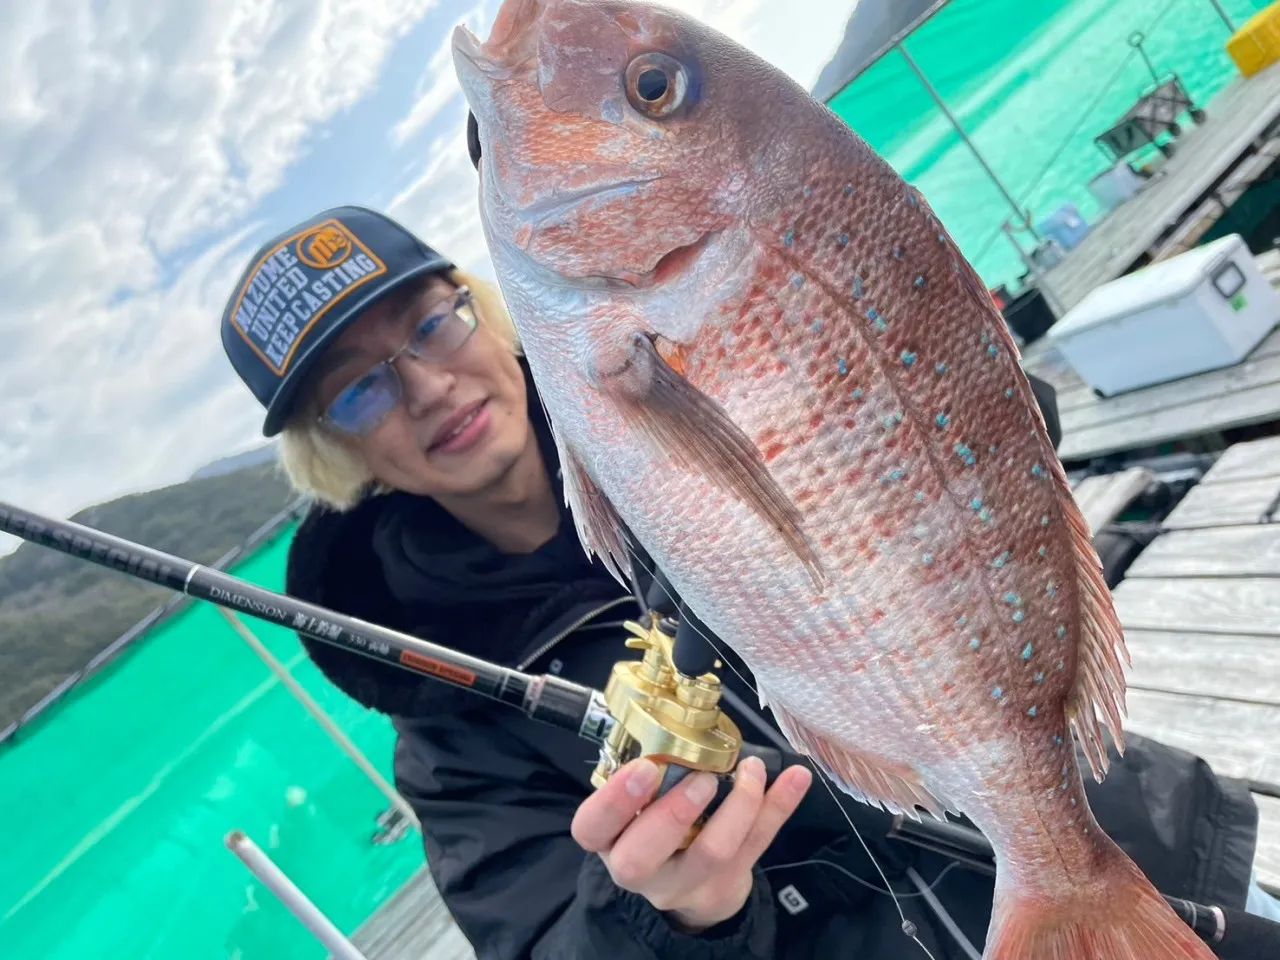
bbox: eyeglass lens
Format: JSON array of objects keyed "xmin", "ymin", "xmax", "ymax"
[{"xmin": 324, "ymin": 287, "xmax": 478, "ymax": 435}]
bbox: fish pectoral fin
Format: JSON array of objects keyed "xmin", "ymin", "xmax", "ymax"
[
  {"xmin": 556, "ymin": 433, "xmax": 634, "ymax": 589},
  {"xmin": 589, "ymin": 330, "xmax": 824, "ymax": 589},
  {"xmin": 764, "ymin": 690, "xmax": 953, "ymax": 821}
]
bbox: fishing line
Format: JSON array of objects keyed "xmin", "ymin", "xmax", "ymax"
[
  {"xmin": 764, "ymin": 858, "xmax": 961, "ymax": 900},
  {"xmin": 623, "ymin": 547, "xmax": 941, "ymax": 960}
]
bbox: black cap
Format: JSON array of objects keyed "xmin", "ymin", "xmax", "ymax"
[{"xmin": 220, "ymin": 205, "xmax": 453, "ymax": 437}]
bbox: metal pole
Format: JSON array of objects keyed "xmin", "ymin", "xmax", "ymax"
[
  {"xmin": 897, "ymin": 41, "xmax": 1039, "ymax": 241},
  {"xmin": 1206, "ymin": 0, "xmax": 1237, "ymax": 32},
  {"xmin": 225, "ymin": 830, "xmax": 369, "ymax": 960},
  {"xmin": 217, "ymin": 608, "xmax": 421, "ymax": 830}
]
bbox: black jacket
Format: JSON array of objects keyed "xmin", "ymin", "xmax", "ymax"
[{"xmin": 283, "ymin": 365, "xmax": 1262, "ymax": 960}]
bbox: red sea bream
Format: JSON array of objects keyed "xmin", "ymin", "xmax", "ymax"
[{"xmin": 451, "ymin": 1, "xmax": 1216, "ymax": 956}]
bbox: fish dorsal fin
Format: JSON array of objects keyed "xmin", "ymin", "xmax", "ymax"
[
  {"xmin": 760, "ymin": 682, "xmax": 956, "ymax": 821},
  {"xmin": 1054, "ymin": 465, "xmax": 1131, "ymax": 780}
]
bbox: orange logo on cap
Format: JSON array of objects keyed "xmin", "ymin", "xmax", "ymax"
[{"xmin": 297, "ymin": 224, "xmax": 353, "ymax": 269}]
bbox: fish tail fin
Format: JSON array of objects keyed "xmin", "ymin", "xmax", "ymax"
[{"xmin": 985, "ymin": 846, "xmax": 1215, "ymax": 960}]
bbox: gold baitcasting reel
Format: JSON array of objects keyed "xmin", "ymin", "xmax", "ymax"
[{"xmin": 591, "ymin": 614, "xmax": 745, "ymax": 846}]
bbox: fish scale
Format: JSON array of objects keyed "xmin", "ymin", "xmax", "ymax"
[{"xmin": 454, "ymin": 0, "xmax": 1217, "ymax": 955}]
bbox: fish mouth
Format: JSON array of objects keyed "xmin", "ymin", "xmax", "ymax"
[{"xmin": 451, "ymin": 0, "xmax": 542, "ymax": 79}]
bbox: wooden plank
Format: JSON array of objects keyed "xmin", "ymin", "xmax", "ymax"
[
  {"xmin": 1058, "ymin": 380, "xmax": 1280, "ymax": 462},
  {"xmin": 1126, "ymin": 526, "xmax": 1280, "ymax": 578},
  {"xmin": 1111, "ymin": 577, "xmax": 1280, "ymax": 636},
  {"xmin": 1202, "ymin": 435, "xmax": 1280, "ymax": 484},
  {"xmin": 1040, "ymin": 62, "xmax": 1280, "ymax": 312},
  {"xmin": 1070, "ymin": 467, "xmax": 1155, "ymax": 533},
  {"xmin": 1125, "ymin": 629, "xmax": 1280, "ymax": 704},
  {"xmin": 1161, "ymin": 477, "xmax": 1280, "ymax": 530},
  {"xmin": 346, "ymin": 868, "xmax": 476, "ymax": 960},
  {"xmin": 1257, "ymin": 794, "xmax": 1280, "ymax": 892},
  {"xmin": 1123, "ymin": 688, "xmax": 1280, "ymax": 787}
]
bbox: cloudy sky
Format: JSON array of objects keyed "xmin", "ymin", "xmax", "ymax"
[{"xmin": 0, "ymin": 0, "xmax": 858, "ymax": 554}]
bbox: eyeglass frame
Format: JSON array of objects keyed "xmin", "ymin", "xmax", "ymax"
[{"xmin": 315, "ymin": 283, "xmax": 481, "ymax": 437}]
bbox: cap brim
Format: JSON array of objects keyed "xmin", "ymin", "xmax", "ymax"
[{"xmin": 260, "ymin": 258, "xmax": 450, "ymax": 437}]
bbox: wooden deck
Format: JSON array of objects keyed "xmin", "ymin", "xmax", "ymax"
[
  {"xmin": 341, "ymin": 867, "xmax": 476, "ymax": 960},
  {"xmin": 1112, "ymin": 434, "xmax": 1280, "ymax": 890},
  {"xmin": 1039, "ymin": 60, "xmax": 1280, "ymax": 314}
]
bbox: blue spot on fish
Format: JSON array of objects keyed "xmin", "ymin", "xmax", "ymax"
[
  {"xmin": 971, "ymin": 498, "xmax": 983, "ymax": 510},
  {"xmin": 1031, "ymin": 463, "xmax": 1046, "ymax": 478},
  {"xmin": 907, "ymin": 190, "xmax": 918, "ymax": 207},
  {"xmin": 1035, "ymin": 671, "xmax": 1045, "ymax": 684},
  {"xmin": 901, "ymin": 351, "xmax": 917, "ymax": 366},
  {"xmin": 851, "ymin": 387, "xmax": 864, "ymax": 399},
  {"xmin": 838, "ymin": 234, "xmax": 849, "ymax": 246},
  {"xmin": 992, "ymin": 686, "xmax": 1002, "ymax": 699},
  {"xmin": 844, "ymin": 184, "xmax": 854, "ymax": 196},
  {"xmin": 988, "ymin": 344, "xmax": 1000, "ymax": 358},
  {"xmin": 1004, "ymin": 591, "xmax": 1020, "ymax": 605},
  {"xmin": 837, "ymin": 359, "xmax": 848, "ymax": 376},
  {"xmin": 1022, "ymin": 643, "xmax": 1034, "ymax": 659},
  {"xmin": 936, "ymin": 363, "xmax": 948, "ymax": 374},
  {"xmin": 1013, "ymin": 611, "xmax": 1025, "ymax": 623},
  {"xmin": 989, "ymin": 444, "xmax": 999, "ymax": 455},
  {"xmin": 792, "ymin": 275, "xmax": 805, "ymax": 289},
  {"xmin": 803, "ymin": 186, "xmax": 813, "ymax": 197},
  {"xmin": 1041, "ymin": 515, "xmax": 1051, "ymax": 527},
  {"xmin": 923, "ymin": 553, "xmax": 934, "ymax": 565},
  {"xmin": 992, "ymin": 551, "xmax": 1010, "ymax": 569},
  {"xmin": 1047, "ymin": 583, "xmax": 1058, "ymax": 598},
  {"xmin": 1056, "ymin": 626, "xmax": 1066, "ymax": 638},
  {"xmin": 854, "ymin": 277, "xmax": 864, "ymax": 298},
  {"xmin": 957, "ymin": 616, "xmax": 968, "ymax": 626},
  {"xmin": 812, "ymin": 319, "xmax": 824, "ymax": 333},
  {"xmin": 1028, "ymin": 706, "xmax": 1038, "ymax": 718},
  {"xmin": 915, "ymin": 275, "xmax": 927, "ymax": 289},
  {"xmin": 936, "ymin": 413, "xmax": 950, "ymax": 429},
  {"xmin": 1005, "ymin": 388, "xmax": 1015, "ymax": 399},
  {"xmin": 891, "ymin": 468, "xmax": 905, "ymax": 481},
  {"xmin": 1038, "ymin": 546, "xmax": 1048, "ymax": 558},
  {"xmin": 970, "ymin": 638, "xmax": 981, "ymax": 650},
  {"xmin": 893, "ymin": 246, "xmax": 904, "ymax": 260},
  {"xmin": 1054, "ymin": 735, "xmax": 1064, "ymax": 746},
  {"xmin": 785, "ymin": 231, "xmax": 794, "ymax": 247},
  {"xmin": 979, "ymin": 508, "xmax": 992, "ymax": 522},
  {"xmin": 915, "ymin": 491, "xmax": 926, "ymax": 503}
]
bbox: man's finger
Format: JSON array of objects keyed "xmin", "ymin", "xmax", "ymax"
[
  {"xmin": 732, "ymin": 764, "xmax": 813, "ymax": 868},
  {"xmin": 659, "ymin": 755, "xmax": 768, "ymax": 894},
  {"xmin": 601, "ymin": 768, "xmax": 719, "ymax": 891},
  {"xmin": 571, "ymin": 758, "xmax": 662, "ymax": 853}
]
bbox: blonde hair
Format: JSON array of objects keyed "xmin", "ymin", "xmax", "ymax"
[{"xmin": 277, "ymin": 268, "xmax": 522, "ymax": 511}]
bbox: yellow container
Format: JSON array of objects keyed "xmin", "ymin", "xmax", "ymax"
[{"xmin": 1227, "ymin": 2, "xmax": 1280, "ymax": 77}]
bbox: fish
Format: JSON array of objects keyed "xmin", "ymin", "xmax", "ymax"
[{"xmin": 451, "ymin": 2, "xmax": 1216, "ymax": 957}]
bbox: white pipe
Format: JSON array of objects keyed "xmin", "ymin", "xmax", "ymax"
[
  {"xmin": 225, "ymin": 829, "xmax": 369, "ymax": 960},
  {"xmin": 217, "ymin": 607, "xmax": 421, "ymax": 830}
]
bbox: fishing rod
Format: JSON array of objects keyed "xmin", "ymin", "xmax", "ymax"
[
  {"xmin": 0, "ymin": 500, "xmax": 615, "ymax": 748},
  {"xmin": 3, "ymin": 500, "xmax": 1277, "ymax": 957}
]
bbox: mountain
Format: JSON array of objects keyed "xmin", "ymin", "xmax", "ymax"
[
  {"xmin": 190, "ymin": 442, "xmax": 280, "ymax": 480},
  {"xmin": 0, "ymin": 462, "xmax": 300, "ymax": 735}
]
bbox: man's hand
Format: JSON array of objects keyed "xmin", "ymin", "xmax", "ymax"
[{"xmin": 571, "ymin": 754, "xmax": 814, "ymax": 933}]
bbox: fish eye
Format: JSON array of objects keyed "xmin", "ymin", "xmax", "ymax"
[{"xmin": 624, "ymin": 52, "xmax": 688, "ymax": 119}]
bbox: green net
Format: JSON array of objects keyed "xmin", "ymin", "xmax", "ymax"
[{"xmin": 0, "ymin": 523, "xmax": 424, "ymax": 959}]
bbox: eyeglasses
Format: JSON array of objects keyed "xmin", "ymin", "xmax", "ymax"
[{"xmin": 319, "ymin": 285, "xmax": 480, "ymax": 436}]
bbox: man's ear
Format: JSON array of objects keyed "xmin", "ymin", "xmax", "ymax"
[{"xmin": 1026, "ymin": 373, "xmax": 1062, "ymax": 452}]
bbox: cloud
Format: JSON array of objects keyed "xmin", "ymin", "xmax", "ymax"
[{"xmin": 0, "ymin": 0, "xmax": 443, "ymax": 554}]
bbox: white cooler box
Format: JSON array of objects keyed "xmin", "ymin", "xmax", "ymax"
[{"xmin": 1044, "ymin": 234, "xmax": 1280, "ymax": 397}]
